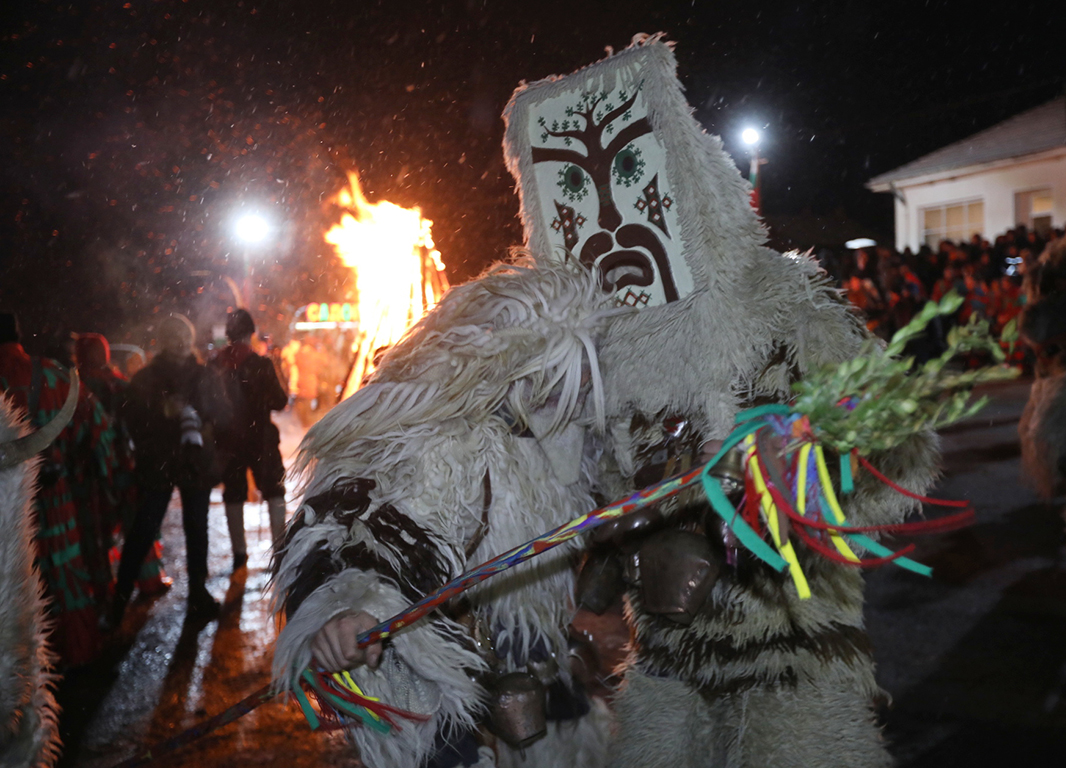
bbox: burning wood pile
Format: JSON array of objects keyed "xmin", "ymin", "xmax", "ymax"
[{"xmin": 325, "ymin": 173, "xmax": 449, "ymax": 399}]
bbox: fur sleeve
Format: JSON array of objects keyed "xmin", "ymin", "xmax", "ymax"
[{"xmin": 271, "ymin": 481, "xmax": 487, "ymax": 768}]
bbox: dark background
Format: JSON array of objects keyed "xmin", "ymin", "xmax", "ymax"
[{"xmin": 0, "ymin": 0, "xmax": 1060, "ymax": 344}]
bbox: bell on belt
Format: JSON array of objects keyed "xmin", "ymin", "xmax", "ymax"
[
  {"xmin": 708, "ymin": 443, "xmax": 746, "ymax": 498},
  {"xmin": 591, "ymin": 506, "xmax": 664, "ymax": 551},
  {"xmin": 638, "ymin": 529, "xmax": 720, "ymax": 625},
  {"xmin": 568, "ymin": 630, "xmax": 600, "ymax": 690},
  {"xmin": 488, "ymin": 672, "xmax": 547, "ymax": 748},
  {"xmin": 576, "ymin": 548, "xmax": 624, "ymax": 614}
]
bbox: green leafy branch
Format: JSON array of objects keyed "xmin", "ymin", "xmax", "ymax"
[{"xmin": 792, "ymin": 292, "xmax": 1020, "ymax": 453}]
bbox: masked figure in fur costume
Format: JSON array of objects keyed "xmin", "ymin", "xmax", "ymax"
[
  {"xmin": 1018, "ymin": 235, "xmax": 1066, "ymax": 499},
  {"xmin": 272, "ymin": 260, "xmax": 619, "ymax": 768},
  {"xmin": 0, "ymin": 380, "xmax": 78, "ymax": 767},
  {"xmin": 503, "ymin": 36, "xmax": 938, "ymax": 767}
]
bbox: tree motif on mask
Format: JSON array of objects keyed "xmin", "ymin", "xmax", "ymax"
[
  {"xmin": 534, "ymin": 86, "xmax": 652, "ymax": 234},
  {"xmin": 531, "ymin": 83, "xmax": 681, "ymax": 304}
]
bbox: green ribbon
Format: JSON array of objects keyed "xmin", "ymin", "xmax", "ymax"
[
  {"xmin": 840, "ymin": 452, "xmax": 854, "ymax": 495},
  {"xmin": 701, "ymin": 417, "xmax": 788, "ymax": 572},
  {"xmin": 301, "ymin": 669, "xmax": 391, "ymax": 734},
  {"xmin": 294, "ymin": 672, "xmax": 321, "ymax": 731},
  {"xmin": 842, "ymin": 532, "xmax": 932, "ymax": 577},
  {"xmin": 714, "ymin": 406, "xmax": 929, "ymax": 577}
]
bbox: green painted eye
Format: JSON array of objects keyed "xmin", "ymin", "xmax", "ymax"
[
  {"xmin": 612, "ymin": 146, "xmax": 645, "ymax": 187},
  {"xmin": 557, "ymin": 164, "xmax": 589, "ymax": 202},
  {"xmin": 563, "ymin": 165, "xmax": 585, "ymax": 194}
]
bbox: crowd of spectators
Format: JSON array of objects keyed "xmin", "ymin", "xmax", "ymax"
[
  {"xmin": 821, "ymin": 224, "xmax": 1062, "ymax": 365},
  {"xmin": 0, "ymin": 308, "xmax": 292, "ymax": 670}
]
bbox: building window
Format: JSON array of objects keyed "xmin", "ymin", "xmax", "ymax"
[
  {"xmin": 921, "ymin": 199, "xmax": 984, "ymax": 247},
  {"xmin": 1015, "ymin": 188, "xmax": 1053, "ymax": 237}
]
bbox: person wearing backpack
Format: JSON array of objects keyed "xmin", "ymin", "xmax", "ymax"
[{"xmin": 210, "ymin": 309, "xmax": 289, "ymax": 569}]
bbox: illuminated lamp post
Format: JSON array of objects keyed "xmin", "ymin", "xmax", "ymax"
[
  {"xmin": 232, "ymin": 212, "xmax": 273, "ymax": 308},
  {"xmin": 742, "ymin": 127, "xmax": 763, "ymax": 213}
]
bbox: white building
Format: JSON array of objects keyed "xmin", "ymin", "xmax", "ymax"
[{"xmin": 867, "ymin": 97, "xmax": 1066, "ymax": 252}]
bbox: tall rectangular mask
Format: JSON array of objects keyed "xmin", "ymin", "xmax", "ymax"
[{"xmin": 504, "ymin": 38, "xmax": 699, "ymax": 309}]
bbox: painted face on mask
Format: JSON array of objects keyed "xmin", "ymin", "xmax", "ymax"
[{"xmin": 525, "ymin": 78, "xmax": 695, "ymax": 309}]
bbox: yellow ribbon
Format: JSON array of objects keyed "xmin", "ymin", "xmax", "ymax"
[
  {"xmin": 333, "ymin": 671, "xmax": 383, "ymax": 723},
  {"xmin": 801, "ymin": 443, "xmax": 860, "ymax": 562},
  {"xmin": 745, "ymin": 436, "xmax": 811, "ymax": 599}
]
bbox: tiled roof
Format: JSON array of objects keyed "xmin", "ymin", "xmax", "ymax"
[{"xmin": 867, "ymin": 97, "xmax": 1066, "ymax": 188}]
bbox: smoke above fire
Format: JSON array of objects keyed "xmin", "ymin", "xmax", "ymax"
[{"xmin": 325, "ymin": 172, "xmax": 449, "ymax": 396}]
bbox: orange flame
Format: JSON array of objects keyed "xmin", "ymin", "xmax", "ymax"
[{"xmin": 325, "ymin": 172, "xmax": 449, "ymax": 396}]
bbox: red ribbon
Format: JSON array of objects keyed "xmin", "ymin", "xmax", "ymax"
[
  {"xmin": 854, "ymin": 453, "xmax": 969, "ymax": 508},
  {"xmin": 763, "ymin": 479, "xmax": 919, "ymax": 568},
  {"xmin": 308, "ymin": 671, "xmax": 431, "ymax": 731}
]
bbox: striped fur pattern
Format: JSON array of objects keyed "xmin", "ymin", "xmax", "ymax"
[
  {"xmin": 602, "ymin": 252, "xmax": 939, "ymax": 766},
  {"xmin": 272, "ymin": 258, "xmax": 620, "ymax": 768},
  {"xmin": 0, "ymin": 396, "xmax": 60, "ymax": 768}
]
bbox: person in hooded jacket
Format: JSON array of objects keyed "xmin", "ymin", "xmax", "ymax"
[{"xmin": 209, "ymin": 309, "xmax": 289, "ymax": 569}]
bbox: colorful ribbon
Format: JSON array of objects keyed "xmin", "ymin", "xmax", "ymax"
[
  {"xmin": 345, "ymin": 406, "xmax": 971, "ymax": 654},
  {"xmin": 291, "ymin": 403, "xmax": 973, "ymax": 733}
]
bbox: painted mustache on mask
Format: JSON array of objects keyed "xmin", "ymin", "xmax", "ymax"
[{"xmin": 579, "ymin": 224, "xmax": 680, "ymax": 302}]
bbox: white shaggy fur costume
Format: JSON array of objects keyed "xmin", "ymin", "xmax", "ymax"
[
  {"xmin": 272, "ymin": 259, "xmax": 617, "ymax": 768},
  {"xmin": 0, "ymin": 395, "xmax": 61, "ymax": 768},
  {"xmin": 503, "ymin": 37, "xmax": 938, "ymax": 767}
]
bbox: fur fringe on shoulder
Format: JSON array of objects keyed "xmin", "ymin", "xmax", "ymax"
[{"xmin": 292, "ymin": 255, "xmax": 623, "ymax": 492}]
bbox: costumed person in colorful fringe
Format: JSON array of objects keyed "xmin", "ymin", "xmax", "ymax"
[
  {"xmin": 75, "ymin": 333, "xmax": 172, "ymax": 605},
  {"xmin": 271, "ymin": 260, "xmax": 620, "ymax": 768},
  {"xmin": 501, "ymin": 36, "xmax": 957, "ymax": 767},
  {"xmin": 0, "ymin": 378, "xmax": 78, "ymax": 767},
  {"xmin": 0, "ymin": 312, "xmax": 119, "ymax": 669},
  {"xmin": 209, "ymin": 309, "xmax": 290, "ymax": 570},
  {"xmin": 1018, "ymin": 234, "xmax": 1066, "ymax": 499}
]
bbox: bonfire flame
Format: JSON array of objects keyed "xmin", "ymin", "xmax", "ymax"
[{"xmin": 325, "ymin": 172, "xmax": 449, "ymax": 397}]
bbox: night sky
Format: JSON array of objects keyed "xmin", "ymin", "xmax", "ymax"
[{"xmin": 0, "ymin": 0, "xmax": 1060, "ymax": 344}]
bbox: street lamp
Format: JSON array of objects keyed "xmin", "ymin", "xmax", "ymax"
[
  {"xmin": 742, "ymin": 127, "xmax": 763, "ymax": 213},
  {"xmin": 232, "ymin": 212, "xmax": 274, "ymax": 307},
  {"xmin": 234, "ymin": 213, "xmax": 271, "ymax": 244}
]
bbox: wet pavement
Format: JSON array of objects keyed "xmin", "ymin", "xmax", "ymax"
[
  {"xmin": 53, "ymin": 381, "xmax": 1066, "ymax": 767},
  {"xmin": 868, "ymin": 378, "xmax": 1066, "ymax": 766},
  {"xmin": 56, "ymin": 411, "xmax": 361, "ymax": 768}
]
